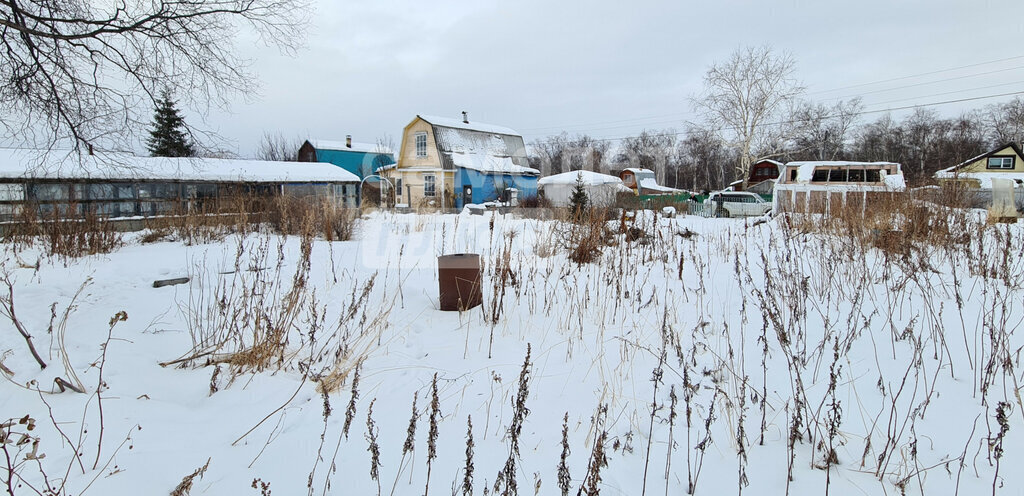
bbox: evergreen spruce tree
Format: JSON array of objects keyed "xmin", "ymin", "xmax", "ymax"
[
  {"xmin": 569, "ymin": 171, "xmax": 589, "ymax": 220},
  {"xmin": 146, "ymin": 92, "xmax": 195, "ymax": 157}
]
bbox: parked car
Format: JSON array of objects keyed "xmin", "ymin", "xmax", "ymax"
[{"xmin": 705, "ymin": 191, "xmax": 773, "ymax": 217}]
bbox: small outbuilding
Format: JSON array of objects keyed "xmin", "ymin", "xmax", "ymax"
[{"xmin": 539, "ymin": 170, "xmax": 631, "ymax": 207}]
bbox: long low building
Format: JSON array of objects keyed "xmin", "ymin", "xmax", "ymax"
[{"xmin": 0, "ymin": 148, "xmax": 361, "ymax": 221}]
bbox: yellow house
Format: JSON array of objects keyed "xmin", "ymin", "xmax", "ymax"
[
  {"xmin": 934, "ymin": 143, "xmax": 1024, "ymax": 188},
  {"xmin": 382, "ymin": 113, "xmax": 536, "ymax": 208}
]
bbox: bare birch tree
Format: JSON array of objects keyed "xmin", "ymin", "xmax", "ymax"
[
  {"xmin": 693, "ymin": 45, "xmax": 804, "ymax": 186},
  {"xmin": 1, "ymin": 0, "xmax": 309, "ymax": 152}
]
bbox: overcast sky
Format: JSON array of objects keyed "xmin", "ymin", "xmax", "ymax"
[{"xmin": 202, "ymin": 0, "xmax": 1024, "ymax": 157}]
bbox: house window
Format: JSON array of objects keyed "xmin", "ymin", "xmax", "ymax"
[
  {"xmin": 987, "ymin": 156, "xmax": 1015, "ymax": 169},
  {"xmin": 415, "ymin": 132, "xmax": 428, "ymax": 158},
  {"xmin": 423, "ymin": 175, "xmax": 436, "ymax": 197},
  {"xmin": 396, "ymin": 178, "xmax": 403, "ymax": 196}
]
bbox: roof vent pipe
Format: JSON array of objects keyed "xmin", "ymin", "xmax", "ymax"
[
  {"xmin": 346, "ymin": 135, "xmax": 352, "ymax": 148},
  {"xmin": 462, "ymin": 111, "xmax": 468, "ymax": 124}
]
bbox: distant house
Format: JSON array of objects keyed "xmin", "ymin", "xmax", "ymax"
[
  {"xmin": 728, "ymin": 159, "xmax": 782, "ymax": 194},
  {"xmin": 619, "ymin": 168, "xmax": 680, "ymax": 196},
  {"xmin": 382, "ymin": 113, "xmax": 539, "ymax": 208},
  {"xmin": 298, "ymin": 136, "xmax": 395, "ymax": 179},
  {"xmin": 934, "ymin": 143, "xmax": 1024, "ymax": 188},
  {"xmin": 774, "ymin": 161, "xmax": 905, "ymax": 215}
]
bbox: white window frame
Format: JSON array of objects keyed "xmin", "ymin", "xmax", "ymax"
[
  {"xmin": 423, "ymin": 175, "xmax": 436, "ymax": 197},
  {"xmin": 415, "ymin": 132, "xmax": 428, "ymax": 158},
  {"xmin": 987, "ymin": 156, "xmax": 1015, "ymax": 169},
  {"xmin": 396, "ymin": 178, "xmax": 403, "ymax": 196}
]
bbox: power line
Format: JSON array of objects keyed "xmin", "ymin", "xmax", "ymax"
[
  {"xmin": 824, "ymin": 65, "xmax": 1024, "ymax": 101},
  {"xmin": 806, "ymin": 54, "xmax": 1024, "ymax": 95},
  {"xmin": 526, "ymin": 82, "xmax": 1022, "ymax": 138},
  {"xmin": 867, "ymin": 80, "xmax": 1024, "ymax": 107},
  {"xmin": 580, "ymin": 89, "xmax": 1024, "ymax": 143},
  {"xmin": 520, "ymin": 55, "xmax": 1024, "ymax": 135}
]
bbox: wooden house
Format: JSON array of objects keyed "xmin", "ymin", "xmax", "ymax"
[
  {"xmin": 728, "ymin": 159, "xmax": 782, "ymax": 193},
  {"xmin": 383, "ymin": 113, "xmax": 538, "ymax": 208},
  {"xmin": 298, "ymin": 136, "xmax": 395, "ymax": 179},
  {"xmin": 933, "ymin": 143, "xmax": 1024, "ymax": 188}
]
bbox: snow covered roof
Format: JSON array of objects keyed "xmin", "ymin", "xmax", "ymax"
[
  {"xmin": 539, "ymin": 170, "xmax": 623, "ymax": 186},
  {"xmin": 0, "ymin": 148, "xmax": 361, "ymax": 183},
  {"xmin": 418, "ymin": 115, "xmax": 521, "ymax": 137},
  {"xmin": 638, "ymin": 177, "xmax": 681, "ymax": 194},
  {"xmin": 450, "ymin": 152, "xmax": 538, "ymax": 175},
  {"xmin": 308, "ymin": 139, "xmax": 393, "ymax": 155},
  {"xmin": 621, "ymin": 168, "xmax": 681, "ymax": 194},
  {"xmin": 933, "ymin": 170, "xmax": 1024, "ymax": 189},
  {"xmin": 786, "ymin": 161, "xmax": 902, "ymax": 183},
  {"xmin": 424, "ymin": 116, "xmax": 532, "ymax": 173}
]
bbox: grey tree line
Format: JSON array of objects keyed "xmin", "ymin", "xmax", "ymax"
[{"xmin": 526, "ymin": 97, "xmax": 1024, "ymax": 191}]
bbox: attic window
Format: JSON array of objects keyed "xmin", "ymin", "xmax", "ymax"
[
  {"xmin": 415, "ymin": 132, "xmax": 428, "ymax": 158},
  {"xmin": 987, "ymin": 156, "xmax": 1015, "ymax": 169}
]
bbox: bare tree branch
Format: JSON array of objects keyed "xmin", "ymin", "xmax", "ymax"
[{"xmin": 0, "ymin": 0, "xmax": 310, "ymax": 152}]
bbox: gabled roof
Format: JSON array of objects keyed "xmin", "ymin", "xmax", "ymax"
[
  {"xmin": 0, "ymin": 148, "xmax": 360, "ymax": 183},
  {"xmin": 753, "ymin": 159, "xmax": 784, "ymax": 167},
  {"xmin": 418, "ymin": 115, "xmax": 521, "ymax": 137},
  {"xmin": 307, "ymin": 139, "xmax": 394, "ymax": 155},
  {"xmin": 412, "ymin": 115, "xmax": 530, "ymax": 172},
  {"xmin": 936, "ymin": 142, "xmax": 1023, "ymax": 173}
]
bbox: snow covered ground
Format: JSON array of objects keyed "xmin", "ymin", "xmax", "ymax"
[{"xmin": 2, "ymin": 209, "xmax": 1022, "ymax": 495}]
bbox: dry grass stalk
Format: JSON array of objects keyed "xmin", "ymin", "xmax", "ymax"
[
  {"xmin": 558, "ymin": 413, "xmax": 571, "ymax": 496},
  {"xmin": 342, "ymin": 360, "xmax": 363, "ymax": 440},
  {"xmin": 366, "ymin": 399, "xmax": 382, "ymax": 496},
  {"xmin": 424, "ymin": 373, "xmax": 441, "ymax": 496},
  {"xmin": 462, "ymin": 415, "xmax": 475, "ymax": 496},
  {"xmin": 0, "ymin": 271, "xmax": 48, "ymax": 370},
  {"xmin": 170, "ymin": 458, "xmax": 211, "ymax": 496},
  {"xmin": 496, "ymin": 344, "xmax": 532, "ymax": 496}
]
